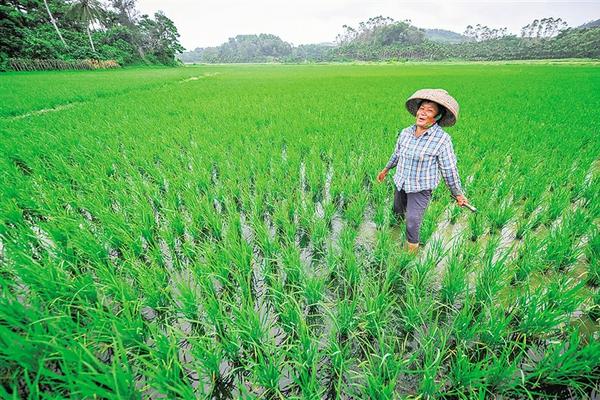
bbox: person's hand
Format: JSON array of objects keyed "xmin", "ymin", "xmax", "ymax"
[
  {"xmin": 455, "ymin": 194, "xmax": 468, "ymax": 207},
  {"xmin": 377, "ymin": 168, "xmax": 388, "ymax": 183}
]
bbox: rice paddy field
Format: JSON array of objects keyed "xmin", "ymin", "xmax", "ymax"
[{"xmin": 1, "ymin": 62, "xmax": 600, "ymax": 399}]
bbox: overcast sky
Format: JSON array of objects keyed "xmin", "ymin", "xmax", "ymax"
[{"xmin": 136, "ymin": 0, "xmax": 599, "ymax": 50}]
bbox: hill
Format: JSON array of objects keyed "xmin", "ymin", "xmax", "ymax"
[
  {"xmin": 577, "ymin": 19, "xmax": 600, "ymax": 29},
  {"xmin": 424, "ymin": 28, "xmax": 467, "ymax": 43}
]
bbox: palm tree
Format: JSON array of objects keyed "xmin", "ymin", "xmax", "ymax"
[
  {"xmin": 43, "ymin": 0, "xmax": 67, "ymax": 47},
  {"xmin": 69, "ymin": 0, "xmax": 104, "ymax": 53}
]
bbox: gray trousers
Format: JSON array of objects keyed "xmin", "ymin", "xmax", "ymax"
[{"xmin": 393, "ymin": 187, "xmax": 432, "ymax": 244}]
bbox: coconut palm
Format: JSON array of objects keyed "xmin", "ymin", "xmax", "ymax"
[
  {"xmin": 42, "ymin": 0, "xmax": 67, "ymax": 47},
  {"xmin": 68, "ymin": 0, "xmax": 104, "ymax": 53}
]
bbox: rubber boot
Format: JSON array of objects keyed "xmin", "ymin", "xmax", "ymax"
[{"xmin": 406, "ymin": 241, "xmax": 420, "ymax": 254}]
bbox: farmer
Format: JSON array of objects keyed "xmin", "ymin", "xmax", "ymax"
[{"xmin": 376, "ymin": 89, "xmax": 468, "ymax": 253}]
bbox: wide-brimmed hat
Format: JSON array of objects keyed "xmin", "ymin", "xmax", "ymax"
[{"xmin": 405, "ymin": 89, "xmax": 460, "ymax": 127}]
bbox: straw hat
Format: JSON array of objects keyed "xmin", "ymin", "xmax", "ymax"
[{"xmin": 405, "ymin": 89, "xmax": 460, "ymax": 127}]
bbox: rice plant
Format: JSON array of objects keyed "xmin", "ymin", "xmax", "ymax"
[{"xmin": 1, "ymin": 62, "xmax": 599, "ymax": 398}]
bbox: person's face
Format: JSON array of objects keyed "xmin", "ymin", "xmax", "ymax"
[{"xmin": 415, "ymin": 101, "xmax": 440, "ymax": 129}]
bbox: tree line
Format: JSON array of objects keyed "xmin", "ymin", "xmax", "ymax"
[
  {"xmin": 179, "ymin": 16, "xmax": 600, "ymax": 63},
  {"xmin": 1, "ymin": 0, "xmax": 184, "ymax": 70}
]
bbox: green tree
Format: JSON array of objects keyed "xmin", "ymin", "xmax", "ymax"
[
  {"xmin": 138, "ymin": 11, "xmax": 184, "ymax": 64},
  {"xmin": 68, "ymin": 0, "xmax": 103, "ymax": 53}
]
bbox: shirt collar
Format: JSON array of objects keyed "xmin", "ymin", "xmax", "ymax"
[{"xmin": 410, "ymin": 123, "xmax": 439, "ymax": 137}]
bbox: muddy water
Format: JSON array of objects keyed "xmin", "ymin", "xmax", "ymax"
[
  {"xmin": 31, "ymin": 225, "xmax": 56, "ymax": 257},
  {"xmin": 569, "ymin": 313, "xmax": 600, "ymax": 343},
  {"xmin": 138, "ymin": 168, "xmax": 598, "ymax": 398}
]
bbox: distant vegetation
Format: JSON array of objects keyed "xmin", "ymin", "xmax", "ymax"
[
  {"xmin": 1, "ymin": 0, "xmax": 184, "ymax": 71},
  {"xmin": 179, "ymin": 16, "xmax": 600, "ymax": 63}
]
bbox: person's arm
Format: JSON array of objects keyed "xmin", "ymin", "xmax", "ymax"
[
  {"xmin": 437, "ymin": 137, "xmax": 463, "ymax": 197},
  {"xmin": 385, "ymin": 135, "xmax": 401, "ymax": 170},
  {"xmin": 377, "ymin": 132, "xmax": 402, "ymax": 182}
]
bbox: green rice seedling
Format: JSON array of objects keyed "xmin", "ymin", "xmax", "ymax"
[
  {"xmin": 83, "ymin": 336, "xmax": 140, "ymax": 399},
  {"xmin": 543, "ymin": 221, "xmax": 584, "ymax": 272},
  {"xmin": 361, "ymin": 279, "xmax": 394, "ymax": 338},
  {"xmin": 511, "ymin": 233, "xmax": 545, "ymax": 284},
  {"xmin": 309, "ymin": 215, "xmax": 328, "ymax": 257},
  {"xmin": 467, "ymin": 212, "xmax": 485, "ymax": 242},
  {"xmin": 493, "ymin": 165, "xmax": 513, "ymax": 199},
  {"xmin": 338, "ymin": 223, "xmax": 357, "ymax": 251},
  {"xmin": 509, "ymin": 275, "xmax": 584, "ymax": 338},
  {"xmin": 487, "ymin": 196, "xmax": 514, "ymax": 235},
  {"xmin": 542, "ymin": 187, "xmax": 570, "ymax": 227},
  {"xmin": 336, "ymin": 225, "xmax": 361, "ymax": 296},
  {"xmin": 415, "ymin": 324, "xmax": 450, "ymax": 397},
  {"xmin": 514, "ymin": 214, "xmax": 534, "ymax": 240},
  {"xmin": 221, "ymin": 224, "xmax": 254, "ymax": 291},
  {"xmin": 251, "ymin": 349, "xmax": 286, "ymax": 398},
  {"xmin": 303, "ymin": 273, "xmax": 325, "ymax": 309},
  {"xmin": 2, "ymin": 63, "xmax": 599, "ymax": 399},
  {"xmin": 579, "ymin": 174, "xmax": 600, "ymax": 216},
  {"xmin": 519, "ymin": 330, "xmax": 600, "ymax": 396},
  {"xmin": 474, "ymin": 236, "xmax": 508, "ymax": 306},
  {"xmin": 249, "ymin": 213, "xmax": 279, "ymax": 263},
  {"xmin": 588, "ymin": 290, "xmax": 600, "ymax": 321},
  {"xmin": 196, "ymin": 270, "xmax": 229, "ymax": 335},
  {"xmin": 587, "ymin": 258, "xmax": 600, "ymax": 288},
  {"xmin": 440, "ymin": 240, "xmax": 469, "ymax": 307},
  {"xmin": 200, "ymin": 243, "xmax": 232, "ymax": 295},
  {"xmin": 398, "ymin": 285, "xmax": 435, "ymax": 335},
  {"xmin": 322, "ymin": 200, "xmax": 337, "ymax": 228},
  {"xmin": 335, "ymin": 297, "xmax": 359, "ymax": 341},
  {"xmin": 297, "ymin": 201, "xmax": 316, "ymax": 249},
  {"xmin": 371, "ymin": 226, "xmax": 393, "ymax": 269},
  {"xmin": 273, "ymin": 198, "xmax": 298, "ymax": 245},
  {"xmin": 124, "ymin": 325, "xmax": 182, "ymax": 397},
  {"xmin": 566, "ymin": 206, "xmax": 594, "ymax": 238},
  {"xmin": 444, "ymin": 346, "xmax": 489, "ymax": 397},
  {"xmin": 280, "ymin": 244, "xmax": 305, "ymax": 291},
  {"xmin": 189, "ymin": 335, "xmax": 226, "ymax": 385},
  {"xmin": 585, "ymin": 229, "xmax": 600, "ymax": 287},
  {"xmin": 130, "ymin": 258, "xmax": 172, "ymax": 317},
  {"xmin": 449, "ymin": 295, "xmax": 481, "ymax": 345},
  {"xmin": 173, "ymin": 276, "xmax": 202, "ymax": 328},
  {"xmin": 446, "ymin": 337, "xmax": 525, "ymax": 397},
  {"xmin": 275, "ymin": 293, "xmax": 303, "ymax": 339},
  {"xmin": 419, "ymin": 200, "xmax": 445, "ymax": 244},
  {"xmin": 289, "ymin": 332, "xmax": 325, "ymax": 399},
  {"xmin": 194, "ymin": 195, "xmax": 223, "ymax": 242},
  {"xmin": 360, "ymin": 334, "xmax": 402, "ymax": 399},
  {"xmin": 370, "ymin": 179, "xmax": 390, "ymax": 226},
  {"xmin": 476, "ymin": 304, "xmax": 514, "ymax": 351},
  {"xmin": 372, "ymin": 199, "xmax": 391, "ymax": 229},
  {"xmin": 294, "ymin": 346, "xmax": 326, "ymax": 399},
  {"xmin": 511, "ymin": 175, "xmax": 527, "ymax": 203},
  {"xmin": 448, "ymin": 203, "xmax": 462, "ymax": 225},
  {"xmin": 324, "ymin": 331, "xmax": 353, "ymax": 398},
  {"xmin": 323, "ymin": 242, "xmax": 339, "ymax": 284},
  {"xmin": 343, "ymin": 191, "xmax": 368, "ymax": 229},
  {"xmin": 421, "ymin": 237, "xmax": 445, "ymax": 267},
  {"xmin": 408, "ymin": 247, "xmax": 439, "ymax": 293},
  {"xmin": 523, "ymin": 183, "xmax": 545, "ymax": 219},
  {"xmin": 232, "ymin": 301, "xmax": 270, "ymax": 359}
]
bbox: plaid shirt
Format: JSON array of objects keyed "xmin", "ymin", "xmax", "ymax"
[{"xmin": 385, "ymin": 123, "xmax": 463, "ymax": 196}]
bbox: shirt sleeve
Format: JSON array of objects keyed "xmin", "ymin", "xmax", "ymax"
[
  {"xmin": 437, "ymin": 137, "xmax": 463, "ymax": 197},
  {"xmin": 385, "ymin": 131, "xmax": 402, "ymax": 170}
]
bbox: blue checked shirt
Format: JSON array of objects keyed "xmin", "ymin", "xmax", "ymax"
[{"xmin": 385, "ymin": 123, "xmax": 463, "ymax": 196}]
